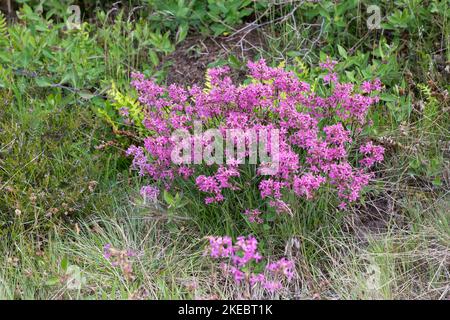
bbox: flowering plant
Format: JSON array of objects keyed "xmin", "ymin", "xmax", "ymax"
[
  {"xmin": 110, "ymin": 58, "xmax": 385, "ymax": 293},
  {"xmin": 123, "ymin": 58, "xmax": 384, "ymax": 212},
  {"xmin": 206, "ymin": 235, "xmax": 294, "ymax": 294}
]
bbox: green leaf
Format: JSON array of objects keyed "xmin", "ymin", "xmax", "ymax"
[
  {"xmin": 345, "ymin": 70, "xmax": 356, "ymax": 82},
  {"xmin": 163, "ymin": 190, "xmax": 175, "ymax": 206},
  {"xmin": 61, "ymin": 256, "xmax": 68, "ymax": 272},
  {"xmin": 337, "ymin": 45, "xmax": 347, "ymax": 59},
  {"xmin": 149, "ymin": 51, "xmax": 159, "ymax": 67},
  {"xmin": 59, "ymin": 72, "xmax": 76, "ymax": 86},
  {"xmin": 380, "ymin": 93, "xmax": 398, "ymax": 102},
  {"xmin": 0, "ymin": 51, "xmax": 11, "ymax": 63},
  {"xmin": 45, "ymin": 277, "xmax": 60, "ymax": 286},
  {"xmin": 227, "ymin": 54, "xmax": 241, "ymax": 69},
  {"xmin": 210, "ymin": 23, "xmax": 228, "ymax": 36},
  {"xmin": 432, "ymin": 177, "xmax": 442, "ymax": 187},
  {"xmin": 78, "ymin": 91, "xmax": 95, "ymax": 100},
  {"xmin": 287, "ymin": 51, "xmax": 301, "ymax": 57},
  {"xmin": 176, "ymin": 24, "xmax": 188, "ymax": 44},
  {"xmin": 35, "ymin": 77, "xmax": 53, "ymax": 87}
]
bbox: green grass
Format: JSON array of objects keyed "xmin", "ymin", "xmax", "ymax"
[
  {"xmin": 323, "ymin": 200, "xmax": 449, "ymax": 299},
  {"xmin": 1, "ymin": 195, "xmax": 447, "ymax": 299},
  {"xmin": 0, "ymin": 207, "xmax": 208, "ymax": 299}
]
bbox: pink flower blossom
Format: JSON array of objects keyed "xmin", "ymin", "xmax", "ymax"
[
  {"xmin": 140, "ymin": 185, "xmax": 160, "ymax": 202},
  {"xmin": 206, "ymin": 236, "xmax": 295, "ymax": 293},
  {"xmin": 360, "ymin": 141, "xmax": 385, "ymax": 167},
  {"xmin": 244, "ymin": 209, "xmax": 263, "ymax": 224}
]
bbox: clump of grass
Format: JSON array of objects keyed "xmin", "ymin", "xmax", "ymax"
[
  {"xmin": 0, "ymin": 198, "xmax": 221, "ymax": 300},
  {"xmin": 314, "ymin": 200, "xmax": 450, "ymax": 300}
]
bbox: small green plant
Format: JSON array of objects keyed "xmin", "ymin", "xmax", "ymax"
[{"xmin": 0, "ymin": 11, "xmax": 7, "ymax": 39}]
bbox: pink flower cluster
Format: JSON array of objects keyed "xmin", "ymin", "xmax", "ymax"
[
  {"xmin": 195, "ymin": 166, "xmax": 240, "ymax": 204},
  {"xmin": 244, "ymin": 209, "xmax": 263, "ymax": 224},
  {"xmin": 125, "ymin": 59, "xmax": 384, "ymax": 212},
  {"xmin": 103, "ymin": 244, "xmax": 136, "ymax": 281},
  {"xmin": 206, "ymin": 236, "xmax": 294, "ymax": 293},
  {"xmin": 359, "ymin": 141, "xmax": 385, "ymax": 168},
  {"xmin": 140, "ymin": 185, "xmax": 160, "ymax": 202}
]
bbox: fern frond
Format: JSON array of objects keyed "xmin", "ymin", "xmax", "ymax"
[
  {"xmin": 294, "ymin": 57, "xmax": 309, "ymax": 77},
  {"xmin": 204, "ymin": 71, "xmax": 212, "ymax": 93},
  {"xmin": 0, "ymin": 11, "xmax": 7, "ymax": 40},
  {"xmin": 106, "ymin": 82, "xmax": 146, "ymax": 133},
  {"xmin": 417, "ymin": 83, "xmax": 439, "ymax": 130},
  {"xmin": 417, "ymin": 83, "xmax": 432, "ymax": 99}
]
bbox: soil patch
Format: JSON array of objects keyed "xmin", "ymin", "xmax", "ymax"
[{"xmin": 161, "ymin": 28, "xmax": 265, "ymax": 87}]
